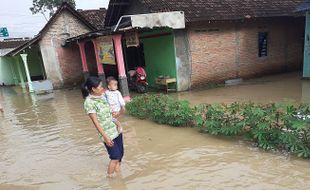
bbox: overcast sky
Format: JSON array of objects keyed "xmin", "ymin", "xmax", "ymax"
[{"xmin": 0, "ymin": 0, "xmax": 110, "ymax": 38}]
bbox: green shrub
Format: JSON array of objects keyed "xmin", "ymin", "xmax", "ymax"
[
  {"xmin": 126, "ymin": 94, "xmax": 194, "ymax": 126},
  {"xmin": 127, "ymin": 95, "xmax": 310, "ymax": 158},
  {"xmin": 125, "ymin": 95, "xmax": 149, "ymax": 119},
  {"xmin": 194, "ymin": 102, "xmax": 310, "ymax": 158}
]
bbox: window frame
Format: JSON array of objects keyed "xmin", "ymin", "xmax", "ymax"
[{"xmin": 258, "ymin": 32, "xmax": 268, "ymax": 58}]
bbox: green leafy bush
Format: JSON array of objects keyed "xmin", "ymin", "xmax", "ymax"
[
  {"xmin": 127, "ymin": 95, "xmax": 310, "ymax": 158},
  {"xmin": 126, "ymin": 94, "xmax": 194, "ymax": 126},
  {"xmin": 125, "ymin": 96, "xmax": 149, "ymax": 119},
  {"xmin": 194, "ymin": 102, "xmax": 310, "ymax": 158}
]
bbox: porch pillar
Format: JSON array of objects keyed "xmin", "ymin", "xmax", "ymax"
[
  {"xmin": 303, "ymin": 12, "xmax": 310, "ymax": 78},
  {"xmin": 20, "ymin": 54, "xmax": 34, "ymax": 93},
  {"xmin": 77, "ymin": 41, "xmax": 89, "ymax": 81},
  {"xmin": 15, "ymin": 57, "xmax": 26, "ymax": 89},
  {"xmin": 10, "ymin": 57, "xmax": 19, "ymax": 85},
  {"xmin": 91, "ymin": 39, "xmax": 107, "ymax": 87},
  {"xmin": 112, "ymin": 34, "xmax": 130, "ymax": 101}
]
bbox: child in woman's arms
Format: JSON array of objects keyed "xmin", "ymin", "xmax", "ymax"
[{"xmin": 105, "ymin": 77, "xmax": 126, "ymax": 133}]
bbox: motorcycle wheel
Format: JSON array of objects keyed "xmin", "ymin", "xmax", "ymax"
[{"xmin": 137, "ymin": 85, "xmax": 147, "ymax": 93}]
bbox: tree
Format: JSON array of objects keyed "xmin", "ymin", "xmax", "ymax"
[{"xmin": 30, "ymin": 0, "xmax": 76, "ymax": 20}]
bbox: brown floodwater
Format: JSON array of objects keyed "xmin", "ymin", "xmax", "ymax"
[
  {"xmin": 175, "ymin": 72, "xmax": 310, "ymax": 104},
  {"xmin": 0, "ymin": 72, "xmax": 310, "ymax": 190}
]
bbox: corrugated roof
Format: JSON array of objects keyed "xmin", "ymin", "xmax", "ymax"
[
  {"xmin": 64, "ymin": 29, "xmax": 112, "ymax": 45},
  {"xmin": 296, "ymin": 1, "xmax": 310, "ymax": 12},
  {"xmin": 5, "ymin": 36, "xmax": 40, "ymax": 56},
  {"xmin": 0, "ymin": 39, "xmax": 30, "ymax": 49},
  {"xmin": 105, "ymin": 0, "xmax": 130, "ymax": 27}
]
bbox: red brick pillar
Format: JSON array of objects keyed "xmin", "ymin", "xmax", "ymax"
[
  {"xmin": 77, "ymin": 42, "xmax": 89, "ymax": 81},
  {"xmin": 92, "ymin": 39, "xmax": 107, "ymax": 87}
]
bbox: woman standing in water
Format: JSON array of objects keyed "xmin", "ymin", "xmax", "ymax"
[{"xmin": 81, "ymin": 77, "xmax": 124, "ymax": 178}]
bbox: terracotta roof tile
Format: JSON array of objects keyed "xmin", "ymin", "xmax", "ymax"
[
  {"xmin": 139, "ymin": 0, "xmax": 306, "ymax": 22},
  {"xmin": 78, "ymin": 8, "xmax": 107, "ymax": 30}
]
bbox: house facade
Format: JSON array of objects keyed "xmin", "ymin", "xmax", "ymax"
[
  {"xmin": 103, "ymin": 0, "xmax": 305, "ymax": 90},
  {"xmin": 38, "ymin": 8, "xmax": 92, "ymax": 87},
  {"xmin": 6, "ymin": 1, "xmax": 305, "ymax": 95},
  {"xmin": 188, "ymin": 17, "xmax": 304, "ymax": 87},
  {"xmin": 0, "ymin": 38, "xmax": 36, "ymax": 86},
  {"xmin": 6, "ymin": 3, "xmax": 106, "ymax": 89},
  {"xmin": 297, "ymin": 2, "xmax": 310, "ymax": 78}
]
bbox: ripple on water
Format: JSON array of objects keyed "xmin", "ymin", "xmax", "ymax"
[{"xmin": 1, "ymin": 82, "xmax": 310, "ymax": 190}]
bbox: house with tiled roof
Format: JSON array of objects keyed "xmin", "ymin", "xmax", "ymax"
[
  {"xmin": 0, "ymin": 38, "xmax": 30, "ymax": 56},
  {"xmin": 100, "ymin": 0, "xmax": 307, "ymax": 90},
  {"xmin": 4, "ymin": 2, "xmax": 108, "ymax": 91},
  {"xmin": 8, "ymin": 0, "xmax": 306, "ymax": 95},
  {"xmin": 0, "ymin": 38, "xmax": 30, "ymax": 85},
  {"xmin": 78, "ymin": 8, "xmax": 107, "ymax": 30}
]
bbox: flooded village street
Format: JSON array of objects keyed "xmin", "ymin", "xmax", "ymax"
[
  {"xmin": 0, "ymin": 72, "xmax": 310, "ymax": 190},
  {"xmin": 175, "ymin": 72, "xmax": 310, "ymax": 105},
  {"xmin": 1, "ymin": 0, "xmax": 310, "ymax": 189}
]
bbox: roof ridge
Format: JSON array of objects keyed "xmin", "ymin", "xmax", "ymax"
[
  {"xmin": 78, "ymin": 8, "xmax": 107, "ymax": 11},
  {"xmin": 134, "ymin": 0, "xmax": 304, "ymax": 22},
  {"xmin": 5, "ymin": 3, "xmax": 99, "ymax": 56},
  {"xmin": 37, "ymin": 2, "xmax": 96, "ymax": 36}
]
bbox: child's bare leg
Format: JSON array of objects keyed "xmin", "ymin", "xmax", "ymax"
[
  {"xmin": 107, "ymin": 160, "xmax": 118, "ymax": 178},
  {"xmin": 114, "ymin": 120, "xmax": 123, "ymax": 133}
]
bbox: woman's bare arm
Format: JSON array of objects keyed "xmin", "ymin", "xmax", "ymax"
[{"xmin": 88, "ymin": 113, "xmax": 114, "ymax": 147}]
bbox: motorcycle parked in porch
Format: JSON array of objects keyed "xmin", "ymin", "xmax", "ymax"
[{"xmin": 127, "ymin": 67, "xmax": 148, "ymax": 93}]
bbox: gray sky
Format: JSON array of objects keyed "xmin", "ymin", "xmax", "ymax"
[{"xmin": 0, "ymin": 0, "xmax": 109, "ymax": 38}]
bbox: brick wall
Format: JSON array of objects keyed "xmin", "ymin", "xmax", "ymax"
[
  {"xmin": 57, "ymin": 44, "xmax": 84, "ymax": 86},
  {"xmin": 39, "ymin": 10, "xmax": 91, "ymax": 88},
  {"xmin": 85, "ymin": 41, "xmax": 98, "ymax": 76},
  {"xmin": 188, "ymin": 17, "xmax": 305, "ymax": 88}
]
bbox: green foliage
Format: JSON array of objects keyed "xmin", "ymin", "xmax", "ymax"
[
  {"xmin": 126, "ymin": 94, "xmax": 194, "ymax": 127},
  {"xmin": 125, "ymin": 96, "xmax": 149, "ymax": 119},
  {"xmin": 196, "ymin": 102, "xmax": 310, "ymax": 157},
  {"xmin": 30, "ymin": 0, "xmax": 76, "ymax": 17},
  {"xmin": 127, "ymin": 94, "xmax": 310, "ymax": 159}
]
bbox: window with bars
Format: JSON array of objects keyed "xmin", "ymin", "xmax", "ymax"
[{"xmin": 258, "ymin": 32, "xmax": 268, "ymax": 57}]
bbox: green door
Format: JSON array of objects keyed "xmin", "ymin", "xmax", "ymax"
[{"xmin": 140, "ymin": 29, "xmax": 177, "ymax": 89}]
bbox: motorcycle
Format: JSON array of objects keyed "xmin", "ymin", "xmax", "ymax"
[{"xmin": 128, "ymin": 67, "xmax": 148, "ymax": 93}]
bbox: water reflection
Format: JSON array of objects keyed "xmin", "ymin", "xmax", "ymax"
[{"xmin": 176, "ymin": 72, "xmax": 309, "ymax": 104}]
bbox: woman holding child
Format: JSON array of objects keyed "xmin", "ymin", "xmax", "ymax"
[{"xmin": 81, "ymin": 76, "xmax": 125, "ymax": 178}]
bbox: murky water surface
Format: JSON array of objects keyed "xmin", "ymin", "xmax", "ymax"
[
  {"xmin": 176, "ymin": 72, "xmax": 310, "ymax": 104},
  {"xmin": 0, "ymin": 73, "xmax": 310, "ymax": 190}
]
